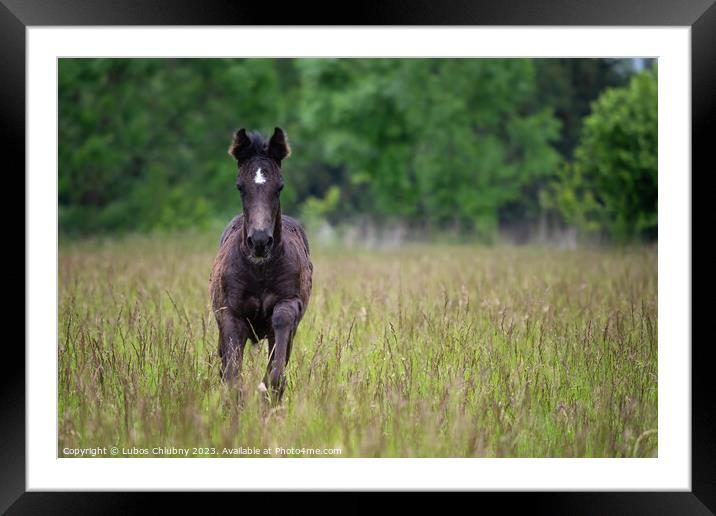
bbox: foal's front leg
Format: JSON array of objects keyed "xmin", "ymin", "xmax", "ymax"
[
  {"xmin": 265, "ymin": 299, "xmax": 301, "ymax": 401},
  {"xmin": 218, "ymin": 313, "xmax": 250, "ymax": 385}
]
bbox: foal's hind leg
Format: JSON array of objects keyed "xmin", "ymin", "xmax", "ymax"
[{"xmin": 218, "ymin": 313, "xmax": 250, "ymax": 385}]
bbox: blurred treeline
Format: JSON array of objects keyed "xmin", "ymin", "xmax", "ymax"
[{"xmin": 59, "ymin": 58, "xmax": 657, "ymax": 243}]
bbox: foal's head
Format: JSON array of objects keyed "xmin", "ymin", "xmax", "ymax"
[{"xmin": 228, "ymin": 127, "xmax": 291, "ymax": 263}]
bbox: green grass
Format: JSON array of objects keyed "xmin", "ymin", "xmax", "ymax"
[{"xmin": 59, "ymin": 232, "xmax": 657, "ymax": 457}]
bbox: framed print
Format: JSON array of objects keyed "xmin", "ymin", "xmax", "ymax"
[{"xmin": 5, "ymin": 0, "xmax": 712, "ymax": 512}]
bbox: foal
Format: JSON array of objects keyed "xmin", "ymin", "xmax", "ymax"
[{"xmin": 210, "ymin": 127, "xmax": 312, "ymax": 401}]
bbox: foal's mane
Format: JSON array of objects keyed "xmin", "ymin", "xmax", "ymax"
[{"xmin": 238, "ymin": 131, "xmax": 270, "ymax": 159}]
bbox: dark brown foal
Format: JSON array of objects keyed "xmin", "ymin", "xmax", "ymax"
[{"xmin": 209, "ymin": 127, "xmax": 312, "ymax": 401}]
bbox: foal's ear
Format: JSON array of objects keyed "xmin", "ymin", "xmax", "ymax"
[
  {"xmin": 268, "ymin": 127, "xmax": 291, "ymax": 163},
  {"xmin": 228, "ymin": 128, "xmax": 252, "ymax": 162}
]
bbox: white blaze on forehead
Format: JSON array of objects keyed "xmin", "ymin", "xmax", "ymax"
[{"xmin": 254, "ymin": 167, "xmax": 267, "ymax": 184}]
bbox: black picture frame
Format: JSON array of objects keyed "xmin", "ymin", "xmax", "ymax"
[{"xmin": 4, "ymin": 0, "xmax": 711, "ymax": 512}]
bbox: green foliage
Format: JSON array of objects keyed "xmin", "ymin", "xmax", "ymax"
[
  {"xmin": 534, "ymin": 59, "xmax": 636, "ymax": 159},
  {"xmin": 59, "ymin": 58, "xmax": 282, "ymax": 234},
  {"xmin": 294, "ymin": 59, "xmax": 563, "ymax": 237},
  {"xmin": 551, "ymin": 66, "xmax": 657, "ymax": 242},
  {"xmin": 299, "ymin": 186, "xmax": 341, "ymax": 233},
  {"xmin": 59, "ymin": 58, "xmax": 652, "ymax": 241}
]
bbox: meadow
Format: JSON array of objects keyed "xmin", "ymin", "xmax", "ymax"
[{"xmin": 58, "ymin": 232, "xmax": 657, "ymax": 457}]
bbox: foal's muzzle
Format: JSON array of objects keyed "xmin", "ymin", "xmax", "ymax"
[{"xmin": 247, "ymin": 230, "xmax": 273, "ymax": 257}]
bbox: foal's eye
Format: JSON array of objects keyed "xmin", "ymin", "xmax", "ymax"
[
  {"xmin": 277, "ymin": 184, "xmax": 284, "ymax": 193},
  {"xmin": 237, "ymin": 184, "xmax": 244, "ymax": 193}
]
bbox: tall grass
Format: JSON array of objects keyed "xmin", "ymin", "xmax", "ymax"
[{"xmin": 59, "ymin": 233, "xmax": 657, "ymax": 457}]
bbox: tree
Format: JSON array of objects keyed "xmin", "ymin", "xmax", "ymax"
[
  {"xmin": 552, "ymin": 65, "xmax": 657, "ymax": 242},
  {"xmin": 59, "ymin": 59, "xmax": 282, "ymax": 233},
  {"xmin": 59, "ymin": 58, "xmax": 648, "ymax": 241},
  {"xmin": 534, "ymin": 59, "xmax": 633, "ymax": 160},
  {"xmin": 295, "ymin": 59, "xmax": 562, "ymax": 238}
]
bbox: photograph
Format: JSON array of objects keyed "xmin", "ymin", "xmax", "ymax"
[{"xmin": 57, "ymin": 57, "xmax": 659, "ymax": 459}]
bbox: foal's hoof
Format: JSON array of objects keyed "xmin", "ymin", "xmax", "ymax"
[
  {"xmin": 257, "ymin": 381, "xmax": 273, "ymax": 404},
  {"xmin": 258, "ymin": 381, "xmax": 285, "ymax": 406}
]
